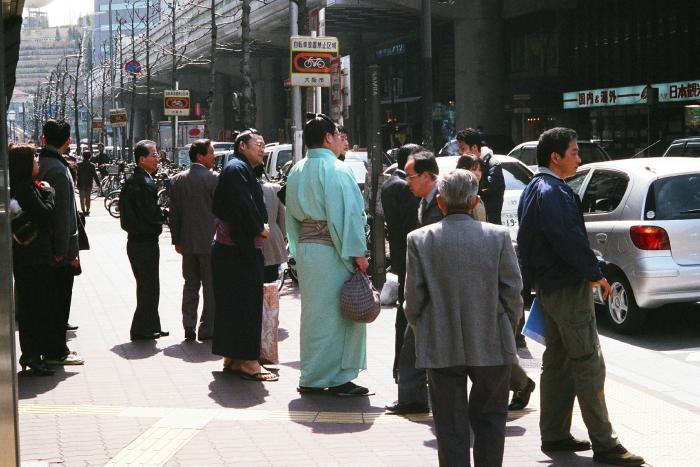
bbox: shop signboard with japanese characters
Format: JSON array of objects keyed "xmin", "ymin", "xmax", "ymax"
[
  {"xmin": 164, "ymin": 90, "xmax": 191, "ymax": 116},
  {"xmin": 290, "ymin": 36, "xmax": 339, "ymax": 87},
  {"xmin": 109, "ymin": 109, "xmax": 128, "ymax": 127},
  {"xmin": 563, "ymin": 79, "xmax": 700, "ymax": 109}
]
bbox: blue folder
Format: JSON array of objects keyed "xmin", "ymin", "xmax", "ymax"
[{"xmin": 523, "ymin": 296, "xmax": 546, "ymax": 345}]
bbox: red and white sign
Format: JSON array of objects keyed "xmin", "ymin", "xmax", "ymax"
[
  {"xmin": 289, "ymin": 36, "xmax": 338, "ymax": 88},
  {"xmin": 164, "ymin": 90, "xmax": 190, "ymax": 116}
]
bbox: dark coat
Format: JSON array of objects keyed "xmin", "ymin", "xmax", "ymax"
[
  {"xmin": 517, "ymin": 172, "xmax": 604, "ymax": 292},
  {"xmin": 38, "ymin": 147, "xmax": 79, "ymax": 262},
  {"xmin": 212, "ymin": 155, "xmax": 267, "ymax": 250},
  {"xmin": 119, "ymin": 166, "xmax": 163, "ymax": 241},
  {"xmin": 76, "ymin": 160, "xmax": 100, "ymax": 190},
  {"xmin": 12, "ymin": 181, "xmax": 55, "ymax": 267},
  {"xmin": 169, "ymin": 163, "xmax": 218, "ymax": 255},
  {"xmin": 419, "ymin": 189, "xmax": 443, "ymax": 228},
  {"xmin": 479, "ymin": 152, "xmax": 505, "ymax": 224},
  {"xmin": 380, "ymin": 169, "xmax": 419, "ymax": 276}
]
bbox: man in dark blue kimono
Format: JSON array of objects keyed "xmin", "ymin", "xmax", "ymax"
[{"xmin": 210, "ymin": 129, "xmax": 277, "ymax": 382}]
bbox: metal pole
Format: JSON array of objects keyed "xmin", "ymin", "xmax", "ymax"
[
  {"xmin": 0, "ymin": 4, "xmax": 22, "ymax": 464},
  {"xmin": 368, "ymin": 64, "xmax": 385, "ymax": 288},
  {"xmin": 420, "ymin": 0, "xmax": 433, "ymax": 150},
  {"xmin": 315, "ymin": 8, "xmax": 325, "ymax": 115},
  {"xmin": 174, "ymin": 81, "xmax": 179, "ymax": 151},
  {"xmin": 290, "ymin": 0, "xmax": 303, "ymax": 162}
]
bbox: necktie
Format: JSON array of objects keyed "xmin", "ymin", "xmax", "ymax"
[{"xmin": 419, "ymin": 198, "xmax": 428, "ymax": 224}]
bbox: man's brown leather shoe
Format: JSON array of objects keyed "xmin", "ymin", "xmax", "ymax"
[{"xmin": 593, "ymin": 444, "xmax": 644, "ymax": 466}]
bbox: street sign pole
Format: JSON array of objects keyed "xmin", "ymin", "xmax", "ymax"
[
  {"xmin": 174, "ymin": 81, "xmax": 179, "ymax": 152},
  {"xmin": 290, "ymin": 1, "xmax": 303, "ymax": 163}
]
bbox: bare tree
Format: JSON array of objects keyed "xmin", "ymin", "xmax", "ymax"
[{"xmin": 71, "ymin": 32, "xmax": 86, "ymax": 154}]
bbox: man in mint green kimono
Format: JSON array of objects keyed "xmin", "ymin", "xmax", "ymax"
[{"xmin": 286, "ymin": 114, "xmax": 371, "ymax": 396}]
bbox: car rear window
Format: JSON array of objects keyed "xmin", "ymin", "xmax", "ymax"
[
  {"xmin": 579, "ymin": 144, "xmax": 609, "ymax": 165},
  {"xmin": 646, "ymin": 174, "xmax": 700, "ymax": 220},
  {"xmin": 519, "ymin": 147, "xmax": 537, "ymax": 166},
  {"xmin": 686, "ymin": 142, "xmax": 700, "ymax": 157},
  {"xmin": 501, "ymin": 162, "xmax": 532, "ymax": 190},
  {"xmin": 276, "ymin": 150, "xmax": 292, "ymax": 169},
  {"xmin": 663, "ymin": 143, "xmax": 685, "ymax": 157}
]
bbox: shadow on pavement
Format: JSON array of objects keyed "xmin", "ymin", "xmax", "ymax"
[
  {"xmin": 596, "ymin": 302, "xmax": 700, "ymax": 351},
  {"xmin": 540, "ymin": 452, "xmax": 593, "ymax": 466},
  {"xmin": 278, "ymin": 327, "xmax": 289, "ymax": 342},
  {"xmin": 162, "ymin": 342, "xmax": 221, "ymax": 363},
  {"xmin": 280, "ymin": 359, "xmax": 300, "ymax": 370},
  {"xmin": 208, "ymin": 370, "xmax": 270, "ymax": 408},
  {"xmin": 110, "ymin": 341, "xmax": 161, "ymax": 360},
  {"xmin": 287, "ymin": 396, "xmax": 377, "ymax": 433},
  {"xmin": 17, "ymin": 369, "xmax": 78, "ymax": 399}
]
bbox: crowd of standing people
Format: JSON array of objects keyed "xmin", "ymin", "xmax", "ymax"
[{"xmin": 8, "ymin": 117, "xmax": 645, "ymax": 466}]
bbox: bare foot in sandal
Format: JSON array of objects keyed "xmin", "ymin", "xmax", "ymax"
[{"xmin": 238, "ymin": 360, "xmax": 279, "ymax": 381}]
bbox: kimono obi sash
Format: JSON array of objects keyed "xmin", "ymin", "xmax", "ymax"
[{"xmin": 299, "ymin": 219, "xmax": 333, "ymax": 246}]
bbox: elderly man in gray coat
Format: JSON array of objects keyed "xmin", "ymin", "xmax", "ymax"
[
  {"xmin": 169, "ymin": 139, "xmax": 219, "ymax": 341},
  {"xmin": 405, "ymin": 169, "xmax": 523, "ymax": 467}
]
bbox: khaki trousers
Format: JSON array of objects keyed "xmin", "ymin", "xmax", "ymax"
[{"xmin": 538, "ymin": 279, "xmax": 619, "ymax": 451}]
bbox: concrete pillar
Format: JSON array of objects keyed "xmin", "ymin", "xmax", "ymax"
[
  {"xmin": 255, "ymin": 57, "xmax": 282, "ymax": 142},
  {"xmin": 454, "ymin": 0, "xmax": 504, "ymax": 134}
]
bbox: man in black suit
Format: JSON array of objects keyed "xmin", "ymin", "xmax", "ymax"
[
  {"xmin": 457, "ymin": 128, "xmax": 505, "ymax": 225},
  {"xmin": 386, "ymin": 149, "xmax": 442, "ymax": 414},
  {"xmin": 381, "ymin": 144, "xmax": 422, "ymax": 383},
  {"xmin": 119, "ymin": 140, "xmax": 169, "ymax": 341}
]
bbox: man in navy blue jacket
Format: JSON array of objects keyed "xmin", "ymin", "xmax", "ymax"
[{"xmin": 517, "ymin": 127, "xmax": 644, "ymax": 466}]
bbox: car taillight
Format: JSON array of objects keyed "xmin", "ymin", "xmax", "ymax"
[{"xmin": 629, "ymin": 225, "xmax": 671, "ymax": 250}]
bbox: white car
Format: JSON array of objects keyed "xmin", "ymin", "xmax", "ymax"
[
  {"xmin": 567, "ymin": 157, "xmax": 700, "ymax": 333},
  {"xmin": 383, "ymin": 154, "xmax": 534, "ymax": 242}
]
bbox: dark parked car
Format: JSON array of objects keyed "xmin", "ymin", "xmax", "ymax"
[{"xmin": 661, "ymin": 137, "xmax": 700, "ymax": 157}]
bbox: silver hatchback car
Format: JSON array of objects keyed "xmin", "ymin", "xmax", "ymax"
[{"xmin": 567, "ymin": 157, "xmax": 700, "ymax": 333}]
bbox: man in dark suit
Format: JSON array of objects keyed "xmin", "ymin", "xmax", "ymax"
[
  {"xmin": 169, "ymin": 139, "xmax": 219, "ymax": 341},
  {"xmin": 119, "ymin": 140, "xmax": 169, "ymax": 341},
  {"xmin": 386, "ymin": 149, "xmax": 441, "ymax": 414},
  {"xmin": 39, "ymin": 119, "xmax": 84, "ymax": 365},
  {"xmin": 405, "ymin": 169, "xmax": 523, "ymax": 466},
  {"xmin": 380, "ymin": 143, "xmax": 422, "ymax": 383},
  {"xmin": 457, "ymin": 128, "xmax": 505, "ymax": 225}
]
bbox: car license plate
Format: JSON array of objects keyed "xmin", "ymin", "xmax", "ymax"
[{"xmin": 502, "ymin": 212, "xmax": 519, "ymax": 228}]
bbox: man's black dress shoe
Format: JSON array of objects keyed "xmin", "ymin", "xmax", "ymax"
[
  {"xmin": 508, "ymin": 377, "xmax": 536, "ymax": 411},
  {"xmin": 156, "ymin": 330, "xmax": 169, "ymax": 337},
  {"xmin": 385, "ymin": 400, "xmax": 430, "ymax": 414},
  {"xmin": 130, "ymin": 332, "xmax": 160, "ymax": 341},
  {"xmin": 66, "ymin": 323, "xmax": 79, "ymax": 331},
  {"xmin": 592, "ymin": 444, "xmax": 645, "ymax": 466},
  {"xmin": 328, "ymin": 382, "xmax": 372, "ymax": 396},
  {"xmin": 541, "ymin": 436, "xmax": 591, "ymax": 452},
  {"xmin": 184, "ymin": 327, "xmax": 196, "ymax": 341}
]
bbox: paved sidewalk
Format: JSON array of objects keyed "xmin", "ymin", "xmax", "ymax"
[{"xmin": 15, "ymin": 200, "xmax": 691, "ymax": 466}]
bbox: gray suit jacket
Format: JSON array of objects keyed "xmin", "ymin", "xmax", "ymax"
[
  {"xmin": 38, "ymin": 148, "xmax": 79, "ymax": 262},
  {"xmin": 405, "ymin": 213, "xmax": 523, "ymax": 368},
  {"xmin": 169, "ymin": 163, "xmax": 218, "ymax": 255}
]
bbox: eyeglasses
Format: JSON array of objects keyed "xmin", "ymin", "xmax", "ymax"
[{"xmin": 407, "ymin": 172, "xmax": 436, "ymax": 180}]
